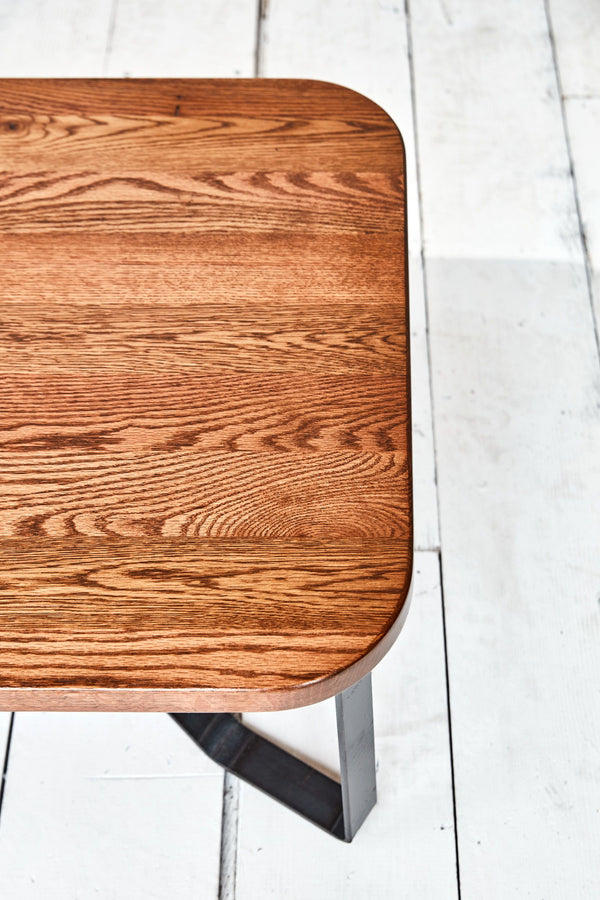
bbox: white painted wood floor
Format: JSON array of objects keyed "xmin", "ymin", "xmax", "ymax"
[{"xmin": 0, "ymin": 1, "xmax": 598, "ymax": 897}]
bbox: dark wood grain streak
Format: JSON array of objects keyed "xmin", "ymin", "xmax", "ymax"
[{"xmin": 0, "ymin": 78, "xmax": 411, "ymax": 711}]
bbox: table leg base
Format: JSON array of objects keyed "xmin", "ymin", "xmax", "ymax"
[{"xmin": 170, "ymin": 672, "xmax": 376, "ymax": 842}]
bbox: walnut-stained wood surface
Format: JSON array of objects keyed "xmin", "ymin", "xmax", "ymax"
[{"xmin": 0, "ymin": 79, "xmax": 411, "ymax": 711}]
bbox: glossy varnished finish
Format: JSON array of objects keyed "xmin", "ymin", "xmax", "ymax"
[{"xmin": 0, "ymin": 79, "xmax": 411, "ymax": 711}]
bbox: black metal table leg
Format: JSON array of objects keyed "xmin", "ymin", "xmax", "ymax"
[
  {"xmin": 335, "ymin": 673, "xmax": 377, "ymax": 840},
  {"xmin": 170, "ymin": 672, "xmax": 377, "ymax": 842}
]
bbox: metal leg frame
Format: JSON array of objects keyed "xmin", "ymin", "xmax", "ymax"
[{"xmin": 170, "ymin": 672, "xmax": 376, "ymax": 842}]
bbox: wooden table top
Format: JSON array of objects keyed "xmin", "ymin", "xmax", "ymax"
[{"xmin": 0, "ymin": 79, "xmax": 412, "ymax": 712}]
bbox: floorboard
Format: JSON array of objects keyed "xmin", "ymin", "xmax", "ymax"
[
  {"xmin": 547, "ymin": 0, "xmax": 600, "ymax": 98},
  {"xmin": 0, "ymin": 713, "xmax": 224, "ymax": 899},
  {"xmin": 104, "ymin": 0, "xmax": 257, "ymax": 77},
  {"xmin": 0, "ymin": 0, "xmax": 113, "ymax": 75},
  {"xmin": 409, "ymin": 0, "xmax": 600, "ymax": 895}
]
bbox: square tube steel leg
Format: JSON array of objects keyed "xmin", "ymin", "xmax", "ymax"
[
  {"xmin": 336, "ymin": 673, "xmax": 377, "ymax": 840},
  {"xmin": 170, "ymin": 672, "xmax": 377, "ymax": 842}
]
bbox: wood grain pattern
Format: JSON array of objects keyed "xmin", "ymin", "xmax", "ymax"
[
  {"xmin": 0, "ymin": 79, "xmax": 404, "ymax": 171},
  {"xmin": 0, "ymin": 303, "xmax": 404, "ymax": 375},
  {"xmin": 0, "ymin": 78, "xmax": 411, "ymax": 711},
  {"xmin": 0, "ymin": 374, "xmax": 406, "ymax": 453},
  {"xmin": 0, "ymin": 233, "xmax": 406, "ymax": 306},
  {"xmin": 0, "ymin": 450, "xmax": 408, "ymax": 539},
  {"xmin": 0, "ymin": 110, "xmax": 400, "ymax": 171}
]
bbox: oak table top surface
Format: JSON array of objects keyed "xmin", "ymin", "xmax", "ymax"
[{"xmin": 0, "ymin": 78, "xmax": 412, "ymax": 712}]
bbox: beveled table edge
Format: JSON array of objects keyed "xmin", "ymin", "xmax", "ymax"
[{"xmin": 0, "ymin": 558, "xmax": 413, "ymax": 713}]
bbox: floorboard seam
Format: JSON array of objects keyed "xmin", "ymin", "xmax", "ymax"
[
  {"xmin": 102, "ymin": 0, "xmax": 119, "ymax": 77},
  {"xmin": 437, "ymin": 552, "xmax": 461, "ymax": 900},
  {"xmin": 544, "ymin": 0, "xmax": 600, "ymax": 365},
  {"xmin": 254, "ymin": 0, "xmax": 267, "ymax": 78},
  {"xmin": 403, "ymin": 0, "xmax": 443, "ymax": 545},
  {"xmin": 404, "ymin": 18, "xmax": 454, "ymax": 877},
  {"xmin": 0, "ymin": 713, "xmax": 15, "ymax": 830}
]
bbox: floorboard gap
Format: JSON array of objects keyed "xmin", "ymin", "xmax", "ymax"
[
  {"xmin": 103, "ymin": 0, "xmax": 119, "ymax": 76},
  {"xmin": 0, "ymin": 713, "xmax": 15, "ymax": 829},
  {"xmin": 544, "ymin": 0, "xmax": 600, "ymax": 364},
  {"xmin": 438, "ymin": 552, "xmax": 461, "ymax": 899},
  {"xmin": 254, "ymin": 0, "xmax": 267, "ymax": 78},
  {"xmin": 404, "ymin": 0, "xmax": 443, "ymax": 542}
]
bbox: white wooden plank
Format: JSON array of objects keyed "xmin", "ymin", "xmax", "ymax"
[
  {"xmin": 239, "ymin": 552, "xmax": 457, "ymax": 899},
  {"xmin": 547, "ymin": 0, "xmax": 600, "ymax": 341},
  {"xmin": 0, "ymin": 0, "xmax": 113, "ymax": 76},
  {"xmin": 260, "ymin": 0, "xmax": 440, "ymax": 551},
  {"xmin": 105, "ymin": 0, "xmax": 257, "ymax": 77},
  {"xmin": 548, "ymin": 0, "xmax": 600, "ymax": 97},
  {"xmin": 0, "ymin": 713, "xmax": 223, "ymax": 899},
  {"xmin": 410, "ymin": 0, "xmax": 600, "ymax": 895},
  {"xmin": 411, "ymin": 0, "xmax": 582, "ymax": 263},
  {"xmin": 427, "ymin": 258, "xmax": 600, "ymax": 897},
  {"xmin": 565, "ymin": 98, "xmax": 600, "ymax": 337}
]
